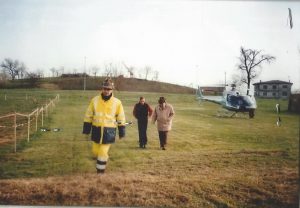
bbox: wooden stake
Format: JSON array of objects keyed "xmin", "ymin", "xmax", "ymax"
[
  {"xmin": 35, "ymin": 109, "xmax": 38, "ymax": 131},
  {"xmin": 14, "ymin": 113, "xmax": 17, "ymax": 153},
  {"xmin": 27, "ymin": 115, "xmax": 30, "ymax": 142},
  {"xmin": 41, "ymin": 107, "xmax": 44, "ymax": 127}
]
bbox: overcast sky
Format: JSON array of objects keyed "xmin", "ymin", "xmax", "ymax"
[{"xmin": 0, "ymin": 0, "xmax": 299, "ymax": 91}]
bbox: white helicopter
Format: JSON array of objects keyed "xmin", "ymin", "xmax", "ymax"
[{"xmin": 196, "ymin": 84, "xmax": 257, "ymax": 118}]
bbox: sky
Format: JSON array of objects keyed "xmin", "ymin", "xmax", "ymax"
[{"xmin": 0, "ymin": 0, "xmax": 299, "ymax": 91}]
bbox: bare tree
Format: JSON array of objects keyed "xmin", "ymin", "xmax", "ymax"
[
  {"xmin": 137, "ymin": 68, "xmax": 143, "ymax": 79},
  {"xmin": 0, "ymin": 58, "xmax": 26, "ymax": 80},
  {"xmin": 144, "ymin": 65, "xmax": 152, "ymax": 80},
  {"xmin": 72, "ymin": 68, "xmax": 78, "ymax": 74},
  {"xmin": 18, "ymin": 62, "xmax": 27, "ymax": 79},
  {"xmin": 91, "ymin": 65, "xmax": 100, "ymax": 77},
  {"xmin": 152, "ymin": 70, "xmax": 159, "ymax": 81},
  {"xmin": 111, "ymin": 63, "xmax": 121, "ymax": 77},
  {"xmin": 52, "ymin": 67, "xmax": 63, "ymax": 77},
  {"xmin": 50, "ymin": 67, "xmax": 56, "ymax": 77},
  {"xmin": 35, "ymin": 69, "xmax": 44, "ymax": 78},
  {"xmin": 103, "ymin": 63, "xmax": 113, "ymax": 77},
  {"xmin": 237, "ymin": 47, "xmax": 275, "ymax": 95},
  {"xmin": 59, "ymin": 66, "xmax": 64, "ymax": 76}
]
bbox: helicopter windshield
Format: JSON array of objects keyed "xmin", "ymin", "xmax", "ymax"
[{"xmin": 227, "ymin": 95, "xmax": 254, "ymax": 107}]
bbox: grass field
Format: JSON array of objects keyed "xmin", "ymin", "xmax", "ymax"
[{"xmin": 0, "ymin": 89, "xmax": 299, "ymax": 207}]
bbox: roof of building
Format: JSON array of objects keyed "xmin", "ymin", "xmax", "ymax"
[{"xmin": 253, "ymin": 80, "xmax": 293, "ymax": 85}]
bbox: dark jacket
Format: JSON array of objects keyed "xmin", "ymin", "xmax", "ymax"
[{"xmin": 133, "ymin": 103, "xmax": 153, "ymax": 121}]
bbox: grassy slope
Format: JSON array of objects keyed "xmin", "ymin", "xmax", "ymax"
[
  {"xmin": 0, "ymin": 89, "xmax": 299, "ymax": 207},
  {"xmin": 6, "ymin": 76, "xmax": 195, "ymax": 94}
]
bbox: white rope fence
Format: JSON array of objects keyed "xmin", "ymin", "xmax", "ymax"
[{"xmin": 0, "ymin": 94, "xmax": 60, "ymax": 152}]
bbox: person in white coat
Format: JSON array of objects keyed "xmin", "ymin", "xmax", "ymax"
[{"xmin": 152, "ymin": 97, "xmax": 175, "ymax": 150}]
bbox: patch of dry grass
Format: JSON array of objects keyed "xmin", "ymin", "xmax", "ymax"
[{"xmin": 0, "ymin": 152, "xmax": 297, "ymax": 207}]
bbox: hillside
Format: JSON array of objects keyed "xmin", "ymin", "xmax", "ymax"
[{"xmin": 1, "ymin": 76, "xmax": 195, "ymax": 94}]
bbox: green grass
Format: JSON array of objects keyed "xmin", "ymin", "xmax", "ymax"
[{"xmin": 0, "ymin": 89, "xmax": 298, "ymax": 207}]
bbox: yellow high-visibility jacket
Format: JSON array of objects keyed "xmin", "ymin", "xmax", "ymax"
[{"xmin": 82, "ymin": 94, "xmax": 126, "ymax": 144}]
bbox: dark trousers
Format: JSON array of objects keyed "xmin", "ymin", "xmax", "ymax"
[
  {"xmin": 138, "ymin": 119, "xmax": 148, "ymax": 146},
  {"xmin": 158, "ymin": 131, "xmax": 168, "ymax": 148}
]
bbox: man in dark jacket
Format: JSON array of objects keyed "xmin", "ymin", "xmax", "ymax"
[{"xmin": 133, "ymin": 97, "xmax": 153, "ymax": 148}]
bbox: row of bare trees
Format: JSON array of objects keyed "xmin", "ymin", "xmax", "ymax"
[
  {"xmin": 1, "ymin": 58, "xmax": 160, "ymax": 81},
  {"xmin": 1, "ymin": 46, "xmax": 276, "ymax": 91},
  {"xmin": 0, "ymin": 58, "xmax": 45, "ymax": 82},
  {"xmin": 0, "ymin": 58, "xmax": 27, "ymax": 80},
  {"xmin": 68, "ymin": 62, "xmax": 160, "ymax": 80}
]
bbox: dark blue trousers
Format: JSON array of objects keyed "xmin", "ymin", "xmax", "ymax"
[{"xmin": 138, "ymin": 119, "xmax": 148, "ymax": 146}]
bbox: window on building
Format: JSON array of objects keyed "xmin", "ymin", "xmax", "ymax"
[
  {"xmin": 263, "ymin": 92, "xmax": 267, "ymax": 96},
  {"xmin": 272, "ymin": 85, "xmax": 277, "ymax": 89},
  {"xmin": 282, "ymin": 85, "xmax": 287, "ymax": 89},
  {"xmin": 272, "ymin": 92, "xmax": 276, "ymax": 97},
  {"xmin": 263, "ymin": 85, "xmax": 267, "ymax": 89},
  {"xmin": 282, "ymin": 92, "xmax": 288, "ymax": 96}
]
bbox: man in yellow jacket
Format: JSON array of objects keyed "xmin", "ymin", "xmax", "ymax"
[{"xmin": 82, "ymin": 78, "xmax": 126, "ymax": 174}]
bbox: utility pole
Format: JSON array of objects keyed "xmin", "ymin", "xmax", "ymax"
[{"xmin": 84, "ymin": 56, "xmax": 86, "ymax": 91}]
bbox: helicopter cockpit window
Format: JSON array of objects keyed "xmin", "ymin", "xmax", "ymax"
[
  {"xmin": 227, "ymin": 95, "xmax": 252, "ymax": 107},
  {"xmin": 227, "ymin": 95, "xmax": 240, "ymax": 106}
]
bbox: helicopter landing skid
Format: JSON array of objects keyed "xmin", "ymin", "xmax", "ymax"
[{"xmin": 216, "ymin": 109, "xmax": 248, "ymax": 118}]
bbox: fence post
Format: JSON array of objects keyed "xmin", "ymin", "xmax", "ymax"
[
  {"xmin": 14, "ymin": 113, "xmax": 17, "ymax": 153},
  {"xmin": 35, "ymin": 109, "xmax": 38, "ymax": 131},
  {"xmin": 41, "ymin": 107, "xmax": 44, "ymax": 127},
  {"xmin": 49, "ymin": 99, "xmax": 52, "ymax": 113},
  {"xmin": 27, "ymin": 115, "xmax": 30, "ymax": 142},
  {"xmin": 45, "ymin": 105, "xmax": 48, "ymax": 117}
]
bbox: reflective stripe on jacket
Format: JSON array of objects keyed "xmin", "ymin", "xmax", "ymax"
[{"xmin": 83, "ymin": 95, "xmax": 126, "ymax": 144}]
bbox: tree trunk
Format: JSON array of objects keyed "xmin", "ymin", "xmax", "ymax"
[{"xmin": 247, "ymin": 77, "xmax": 251, "ymax": 95}]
